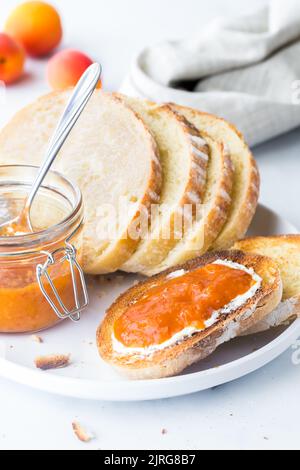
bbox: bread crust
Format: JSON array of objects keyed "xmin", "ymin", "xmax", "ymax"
[
  {"xmin": 97, "ymin": 250, "xmax": 282, "ymax": 380},
  {"xmin": 243, "ymin": 297, "xmax": 299, "ymax": 335},
  {"xmin": 35, "ymin": 354, "xmax": 70, "ymax": 371},
  {"xmin": 170, "ymin": 105, "xmax": 260, "ymax": 251}
]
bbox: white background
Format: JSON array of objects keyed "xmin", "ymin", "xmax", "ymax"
[{"xmin": 0, "ymin": 0, "xmax": 300, "ymax": 450}]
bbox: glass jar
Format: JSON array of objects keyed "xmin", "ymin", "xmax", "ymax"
[{"xmin": 0, "ymin": 165, "xmax": 88, "ymax": 333}]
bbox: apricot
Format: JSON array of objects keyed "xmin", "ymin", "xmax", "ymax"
[
  {"xmin": 5, "ymin": 1, "xmax": 62, "ymax": 57},
  {"xmin": 47, "ymin": 49, "xmax": 102, "ymax": 90},
  {"xmin": 0, "ymin": 33, "xmax": 25, "ymax": 84}
]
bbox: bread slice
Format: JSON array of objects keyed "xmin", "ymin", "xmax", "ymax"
[
  {"xmin": 170, "ymin": 105, "xmax": 260, "ymax": 250},
  {"xmin": 118, "ymin": 96, "xmax": 210, "ymax": 275},
  {"xmin": 97, "ymin": 250, "xmax": 282, "ymax": 380},
  {"xmin": 234, "ymin": 235, "xmax": 300, "ymax": 334},
  {"xmin": 0, "ymin": 91, "xmax": 162, "ymax": 274},
  {"xmin": 146, "ymin": 133, "xmax": 234, "ymax": 275}
]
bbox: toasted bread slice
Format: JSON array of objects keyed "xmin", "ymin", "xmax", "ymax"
[
  {"xmin": 97, "ymin": 251, "xmax": 282, "ymax": 380},
  {"xmin": 146, "ymin": 133, "xmax": 234, "ymax": 276},
  {"xmin": 0, "ymin": 91, "xmax": 162, "ymax": 274},
  {"xmin": 170, "ymin": 105, "xmax": 260, "ymax": 250},
  {"xmin": 118, "ymin": 96, "xmax": 209, "ymax": 275},
  {"xmin": 234, "ymin": 235, "xmax": 300, "ymax": 334}
]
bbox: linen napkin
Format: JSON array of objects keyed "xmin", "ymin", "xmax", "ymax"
[{"xmin": 121, "ymin": 0, "xmax": 300, "ymax": 146}]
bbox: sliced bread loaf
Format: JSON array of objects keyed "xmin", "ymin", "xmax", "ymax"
[
  {"xmin": 146, "ymin": 133, "xmax": 234, "ymax": 276},
  {"xmin": 234, "ymin": 235, "xmax": 300, "ymax": 334},
  {"xmin": 0, "ymin": 91, "xmax": 162, "ymax": 274},
  {"xmin": 118, "ymin": 96, "xmax": 210, "ymax": 275},
  {"xmin": 97, "ymin": 250, "xmax": 282, "ymax": 380},
  {"xmin": 170, "ymin": 105, "xmax": 260, "ymax": 250}
]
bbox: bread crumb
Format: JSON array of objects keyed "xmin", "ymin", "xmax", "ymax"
[
  {"xmin": 72, "ymin": 422, "xmax": 94, "ymax": 443},
  {"xmin": 31, "ymin": 335, "xmax": 43, "ymax": 344},
  {"xmin": 35, "ymin": 354, "xmax": 70, "ymax": 371}
]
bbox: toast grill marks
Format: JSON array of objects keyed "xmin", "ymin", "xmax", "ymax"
[
  {"xmin": 118, "ymin": 97, "xmax": 210, "ymax": 274},
  {"xmin": 97, "ymin": 251, "xmax": 282, "ymax": 379}
]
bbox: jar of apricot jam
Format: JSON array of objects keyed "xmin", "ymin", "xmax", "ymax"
[{"xmin": 0, "ymin": 165, "xmax": 88, "ymax": 333}]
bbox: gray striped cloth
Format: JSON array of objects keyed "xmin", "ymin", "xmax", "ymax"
[{"xmin": 121, "ymin": 0, "xmax": 300, "ymax": 146}]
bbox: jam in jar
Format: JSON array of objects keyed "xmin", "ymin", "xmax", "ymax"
[{"xmin": 0, "ymin": 165, "xmax": 88, "ymax": 333}]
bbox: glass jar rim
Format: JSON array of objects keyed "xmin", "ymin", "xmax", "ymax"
[{"xmin": 0, "ymin": 165, "xmax": 83, "ymax": 253}]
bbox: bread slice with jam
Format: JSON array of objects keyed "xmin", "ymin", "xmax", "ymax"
[
  {"xmin": 97, "ymin": 250, "xmax": 282, "ymax": 380},
  {"xmin": 234, "ymin": 235, "xmax": 300, "ymax": 334}
]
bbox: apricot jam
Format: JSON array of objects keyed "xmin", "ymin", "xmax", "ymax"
[
  {"xmin": 114, "ymin": 263, "xmax": 256, "ymax": 349},
  {"xmin": 0, "ymin": 165, "xmax": 86, "ymax": 333},
  {"xmin": 0, "ymin": 257, "xmax": 80, "ymax": 333}
]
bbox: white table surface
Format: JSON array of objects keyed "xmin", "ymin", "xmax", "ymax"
[{"xmin": 0, "ymin": 0, "xmax": 300, "ymax": 451}]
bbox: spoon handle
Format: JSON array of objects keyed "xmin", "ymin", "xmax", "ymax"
[{"xmin": 26, "ymin": 63, "xmax": 102, "ymax": 210}]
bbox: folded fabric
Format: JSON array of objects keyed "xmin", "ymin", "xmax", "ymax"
[{"xmin": 121, "ymin": 0, "xmax": 300, "ymax": 146}]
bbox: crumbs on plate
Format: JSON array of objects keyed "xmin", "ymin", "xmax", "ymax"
[
  {"xmin": 31, "ymin": 335, "xmax": 43, "ymax": 344},
  {"xmin": 72, "ymin": 421, "xmax": 94, "ymax": 443},
  {"xmin": 35, "ymin": 354, "xmax": 71, "ymax": 371}
]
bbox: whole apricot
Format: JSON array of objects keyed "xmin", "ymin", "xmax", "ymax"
[
  {"xmin": 47, "ymin": 49, "xmax": 102, "ymax": 90},
  {"xmin": 0, "ymin": 33, "xmax": 25, "ymax": 84},
  {"xmin": 5, "ymin": 1, "xmax": 62, "ymax": 57}
]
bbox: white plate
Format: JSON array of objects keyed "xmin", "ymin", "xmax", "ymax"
[{"xmin": 0, "ymin": 204, "xmax": 299, "ymax": 402}]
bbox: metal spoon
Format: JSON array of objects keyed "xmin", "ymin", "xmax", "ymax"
[{"xmin": 0, "ymin": 62, "xmax": 102, "ymax": 236}]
